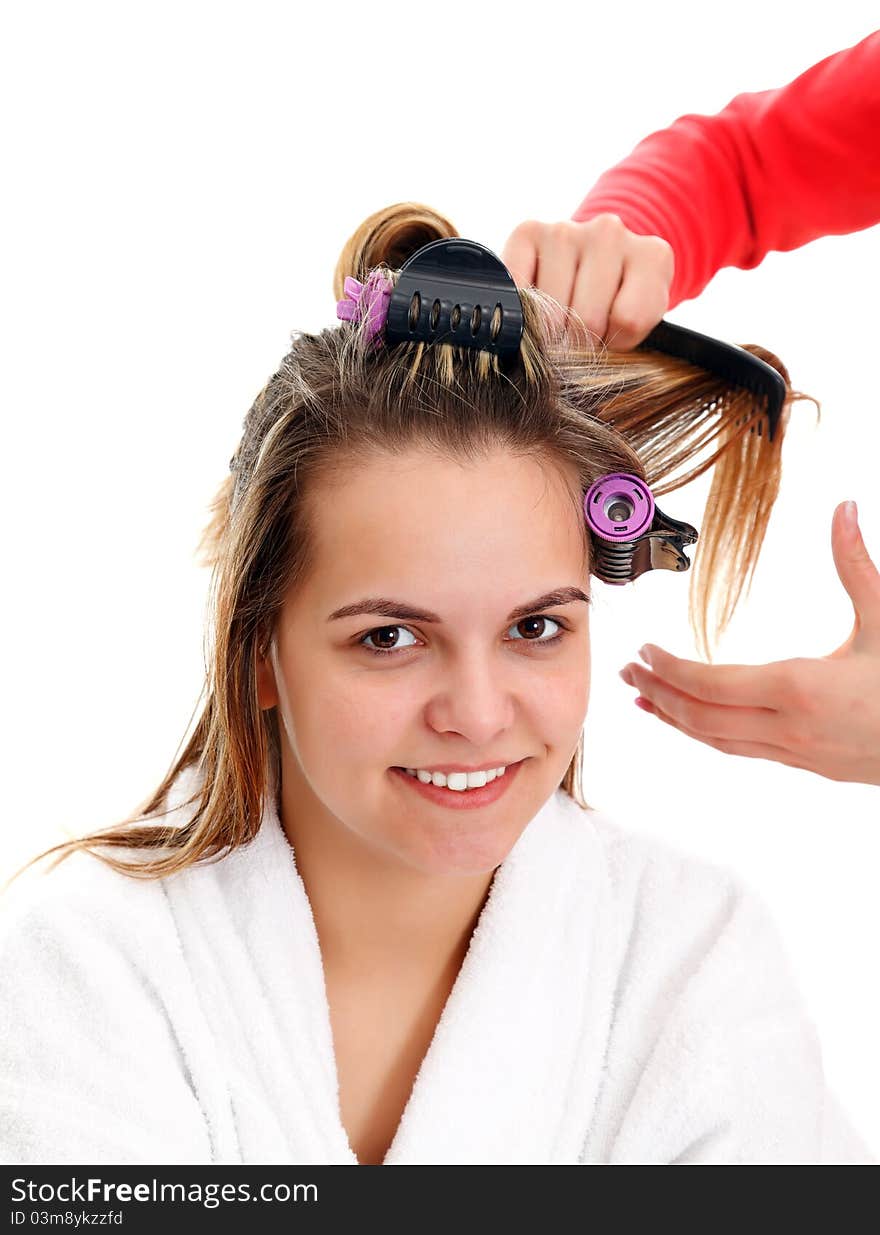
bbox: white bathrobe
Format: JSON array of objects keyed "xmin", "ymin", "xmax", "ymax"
[{"xmin": 0, "ymin": 763, "xmax": 873, "ymax": 1166}]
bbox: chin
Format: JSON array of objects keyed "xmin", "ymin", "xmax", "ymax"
[{"xmin": 391, "ymin": 820, "xmax": 526, "ymax": 878}]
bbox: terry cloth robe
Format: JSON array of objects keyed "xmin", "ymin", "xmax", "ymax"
[{"xmin": 0, "ymin": 764, "xmax": 873, "ymax": 1166}]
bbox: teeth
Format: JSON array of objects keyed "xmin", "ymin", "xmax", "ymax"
[{"xmin": 403, "ymin": 765, "xmax": 507, "ymax": 791}]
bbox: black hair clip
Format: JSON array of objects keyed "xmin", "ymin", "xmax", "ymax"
[{"xmin": 383, "ymin": 238, "xmax": 524, "ymax": 358}]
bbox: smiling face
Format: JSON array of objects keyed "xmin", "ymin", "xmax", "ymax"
[{"xmin": 257, "ymin": 446, "xmax": 592, "ymax": 877}]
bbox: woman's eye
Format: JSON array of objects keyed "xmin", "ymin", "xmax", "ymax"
[
  {"xmin": 360, "ymin": 625, "xmax": 419, "ymax": 655},
  {"xmin": 507, "ymin": 615, "xmax": 562, "ymax": 643},
  {"xmin": 359, "ymin": 615, "xmax": 565, "ymax": 658}
]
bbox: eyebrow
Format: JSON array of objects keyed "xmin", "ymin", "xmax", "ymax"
[{"xmin": 327, "ymin": 586, "xmax": 591, "ymax": 624}]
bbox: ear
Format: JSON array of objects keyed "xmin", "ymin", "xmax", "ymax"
[{"xmin": 255, "ymin": 645, "xmax": 279, "ymax": 710}]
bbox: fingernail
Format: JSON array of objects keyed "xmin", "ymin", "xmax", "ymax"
[
  {"xmin": 843, "ymin": 500, "xmax": 858, "ymax": 530},
  {"xmin": 634, "ymin": 696, "xmax": 652, "ymax": 712},
  {"xmin": 638, "ymin": 645, "xmax": 653, "ymax": 666}
]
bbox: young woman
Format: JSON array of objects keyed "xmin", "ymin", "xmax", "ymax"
[{"xmin": 0, "ymin": 203, "xmax": 871, "ymax": 1166}]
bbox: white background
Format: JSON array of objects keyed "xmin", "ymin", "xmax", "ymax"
[{"xmin": 2, "ymin": 1, "xmax": 878, "ymax": 1158}]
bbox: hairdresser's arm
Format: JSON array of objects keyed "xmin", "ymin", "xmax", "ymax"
[
  {"xmin": 571, "ymin": 31, "xmax": 880, "ymax": 310},
  {"xmin": 618, "ymin": 502, "xmax": 880, "ymax": 787},
  {"xmin": 501, "ymin": 32, "xmax": 880, "ymax": 345}
]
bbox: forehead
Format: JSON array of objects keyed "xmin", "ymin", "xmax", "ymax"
[{"xmin": 302, "ymin": 447, "xmax": 589, "ymax": 599}]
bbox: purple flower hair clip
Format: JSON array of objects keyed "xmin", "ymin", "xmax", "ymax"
[{"xmin": 336, "ymin": 267, "xmax": 393, "ymax": 349}]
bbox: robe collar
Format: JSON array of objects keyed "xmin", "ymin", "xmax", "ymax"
[{"xmin": 165, "ymin": 765, "xmax": 608, "ymax": 1165}]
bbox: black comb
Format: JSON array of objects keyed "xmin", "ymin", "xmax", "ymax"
[{"xmin": 639, "ymin": 319, "xmax": 786, "ymax": 443}]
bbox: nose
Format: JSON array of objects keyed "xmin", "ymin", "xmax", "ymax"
[{"xmin": 423, "ymin": 646, "xmax": 517, "ymax": 747}]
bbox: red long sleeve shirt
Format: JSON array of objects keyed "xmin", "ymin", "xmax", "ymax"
[{"xmin": 572, "ymin": 30, "xmax": 880, "ymax": 308}]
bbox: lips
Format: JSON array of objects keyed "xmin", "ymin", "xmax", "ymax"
[
  {"xmin": 389, "ymin": 758, "xmax": 525, "ymax": 810},
  {"xmin": 394, "ymin": 762, "xmax": 514, "ymax": 776}
]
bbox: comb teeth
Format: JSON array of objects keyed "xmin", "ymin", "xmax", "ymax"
[{"xmin": 639, "ymin": 319, "xmax": 785, "ymax": 442}]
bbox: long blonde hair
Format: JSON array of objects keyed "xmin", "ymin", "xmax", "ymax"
[{"xmin": 4, "ymin": 201, "xmax": 815, "ymax": 889}]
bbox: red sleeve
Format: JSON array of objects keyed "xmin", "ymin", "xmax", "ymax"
[{"xmin": 571, "ymin": 30, "xmax": 880, "ymax": 308}]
